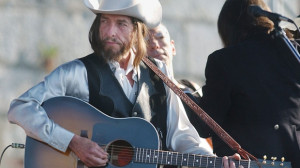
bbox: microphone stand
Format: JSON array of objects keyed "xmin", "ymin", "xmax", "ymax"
[{"xmin": 271, "ymin": 19, "xmax": 300, "ymax": 63}]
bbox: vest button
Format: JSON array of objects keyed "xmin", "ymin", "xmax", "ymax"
[
  {"xmin": 274, "ymin": 124, "xmax": 279, "ymax": 130},
  {"xmin": 132, "ymin": 112, "xmax": 138, "ymax": 116}
]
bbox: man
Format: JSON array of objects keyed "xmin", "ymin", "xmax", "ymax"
[
  {"xmin": 147, "ymin": 24, "xmax": 202, "ymax": 98},
  {"xmin": 197, "ymin": 0, "xmax": 300, "ymax": 167},
  {"xmin": 7, "ymin": 0, "xmax": 215, "ymax": 167},
  {"xmin": 147, "ymin": 23, "xmax": 211, "ymax": 146}
]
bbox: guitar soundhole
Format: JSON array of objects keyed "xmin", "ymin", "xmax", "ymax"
[{"xmin": 106, "ymin": 140, "xmax": 134, "ymax": 167}]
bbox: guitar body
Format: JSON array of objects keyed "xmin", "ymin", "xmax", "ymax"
[
  {"xmin": 25, "ymin": 96, "xmax": 160, "ymax": 168},
  {"xmin": 24, "ymin": 96, "xmax": 292, "ymax": 168}
]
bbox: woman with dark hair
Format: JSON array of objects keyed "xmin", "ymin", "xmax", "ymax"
[
  {"xmin": 218, "ymin": 0, "xmax": 273, "ymax": 47},
  {"xmin": 196, "ymin": 0, "xmax": 300, "ymax": 167}
]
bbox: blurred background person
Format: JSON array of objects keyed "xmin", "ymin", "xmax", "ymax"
[{"xmin": 147, "ymin": 23, "xmax": 212, "ymax": 148}]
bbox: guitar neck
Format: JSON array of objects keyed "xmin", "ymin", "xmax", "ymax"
[
  {"xmin": 134, "ymin": 148, "xmax": 237, "ymax": 167},
  {"xmin": 133, "ymin": 148, "xmax": 288, "ymax": 168}
]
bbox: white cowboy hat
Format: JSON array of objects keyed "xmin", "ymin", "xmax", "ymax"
[{"xmin": 83, "ymin": 0, "xmax": 162, "ymax": 29}]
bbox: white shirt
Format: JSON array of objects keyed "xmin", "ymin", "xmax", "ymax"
[
  {"xmin": 7, "ymin": 54, "xmax": 213, "ymax": 156},
  {"xmin": 108, "ymin": 51, "xmax": 138, "ymax": 103}
]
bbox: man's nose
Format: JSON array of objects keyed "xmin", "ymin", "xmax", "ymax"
[
  {"xmin": 149, "ymin": 39, "xmax": 159, "ymax": 49},
  {"xmin": 106, "ymin": 24, "xmax": 117, "ymax": 37}
]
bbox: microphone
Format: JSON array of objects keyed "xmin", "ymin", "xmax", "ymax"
[{"xmin": 247, "ymin": 5, "xmax": 293, "ymax": 23}]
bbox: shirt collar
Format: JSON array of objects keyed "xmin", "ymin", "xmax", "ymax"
[{"xmin": 108, "ymin": 49, "xmax": 138, "ymax": 82}]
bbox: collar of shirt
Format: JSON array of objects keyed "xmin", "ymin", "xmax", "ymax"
[
  {"xmin": 108, "ymin": 50, "xmax": 138, "ymax": 82},
  {"xmin": 108, "ymin": 50, "xmax": 139, "ymax": 102}
]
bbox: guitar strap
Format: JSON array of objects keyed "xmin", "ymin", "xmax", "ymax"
[{"xmin": 142, "ymin": 57, "xmax": 258, "ymax": 161}]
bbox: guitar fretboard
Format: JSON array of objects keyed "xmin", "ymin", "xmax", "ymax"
[{"xmin": 134, "ymin": 147, "xmax": 254, "ymax": 168}]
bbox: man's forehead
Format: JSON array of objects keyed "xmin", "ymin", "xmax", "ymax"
[
  {"xmin": 150, "ymin": 25, "xmax": 169, "ymax": 37},
  {"xmin": 101, "ymin": 13, "xmax": 132, "ymax": 21}
]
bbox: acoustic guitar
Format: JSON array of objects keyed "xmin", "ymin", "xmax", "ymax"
[{"xmin": 25, "ymin": 96, "xmax": 292, "ymax": 168}]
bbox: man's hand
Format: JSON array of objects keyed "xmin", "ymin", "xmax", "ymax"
[
  {"xmin": 69, "ymin": 134, "xmax": 109, "ymax": 167},
  {"xmin": 223, "ymin": 153, "xmax": 242, "ymax": 168}
]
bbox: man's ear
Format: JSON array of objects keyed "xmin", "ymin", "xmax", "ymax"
[{"xmin": 171, "ymin": 40, "xmax": 176, "ymax": 56}]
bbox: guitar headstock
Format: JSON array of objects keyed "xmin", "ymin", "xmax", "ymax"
[{"xmin": 256, "ymin": 155, "xmax": 292, "ymax": 168}]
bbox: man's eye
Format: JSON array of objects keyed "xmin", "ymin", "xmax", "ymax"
[
  {"xmin": 119, "ymin": 22, "xmax": 127, "ymax": 27},
  {"xmin": 154, "ymin": 35, "xmax": 164, "ymax": 40}
]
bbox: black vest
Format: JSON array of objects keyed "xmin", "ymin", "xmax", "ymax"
[{"xmin": 80, "ymin": 53, "xmax": 168, "ymax": 150}]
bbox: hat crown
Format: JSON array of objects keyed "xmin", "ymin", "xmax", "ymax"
[
  {"xmin": 84, "ymin": 0, "xmax": 162, "ymax": 28},
  {"xmin": 98, "ymin": 0, "xmax": 140, "ymax": 11}
]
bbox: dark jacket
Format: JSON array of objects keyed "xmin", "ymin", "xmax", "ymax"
[{"xmin": 196, "ymin": 33, "xmax": 300, "ymax": 167}]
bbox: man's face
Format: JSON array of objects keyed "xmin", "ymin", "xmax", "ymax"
[
  {"xmin": 147, "ymin": 25, "xmax": 176, "ymax": 66},
  {"xmin": 99, "ymin": 14, "xmax": 135, "ymax": 62}
]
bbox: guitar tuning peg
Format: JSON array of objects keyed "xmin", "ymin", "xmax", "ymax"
[
  {"xmin": 271, "ymin": 157, "xmax": 277, "ymax": 166},
  {"xmin": 262, "ymin": 155, "xmax": 267, "ymax": 164},
  {"xmin": 280, "ymin": 157, "xmax": 285, "ymax": 166},
  {"xmin": 271, "ymin": 157, "xmax": 277, "ymax": 161}
]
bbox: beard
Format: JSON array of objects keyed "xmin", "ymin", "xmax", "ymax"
[{"xmin": 100, "ymin": 37, "xmax": 134, "ymax": 62}]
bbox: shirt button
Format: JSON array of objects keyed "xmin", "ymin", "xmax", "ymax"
[
  {"xmin": 132, "ymin": 112, "xmax": 138, "ymax": 116},
  {"xmin": 274, "ymin": 124, "xmax": 279, "ymax": 130}
]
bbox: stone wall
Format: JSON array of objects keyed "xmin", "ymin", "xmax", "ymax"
[{"xmin": 0, "ymin": 0, "xmax": 299, "ymax": 167}]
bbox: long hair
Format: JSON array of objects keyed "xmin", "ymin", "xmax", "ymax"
[
  {"xmin": 88, "ymin": 14, "xmax": 148, "ymax": 67},
  {"xmin": 132, "ymin": 19, "xmax": 148, "ymax": 67},
  {"xmin": 218, "ymin": 0, "xmax": 274, "ymax": 47}
]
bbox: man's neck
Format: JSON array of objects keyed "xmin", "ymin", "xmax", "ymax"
[{"xmin": 118, "ymin": 52, "xmax": 131, "ymax": 70}]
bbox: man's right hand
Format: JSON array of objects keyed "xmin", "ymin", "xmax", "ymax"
[{"xmin": 69, "ymin": 134, "xmax": 109, "ymax": 167}]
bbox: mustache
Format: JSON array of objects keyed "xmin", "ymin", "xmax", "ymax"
[{"xmin": 102, "ymin": 37, "xmax": 122, "ymax": 45}]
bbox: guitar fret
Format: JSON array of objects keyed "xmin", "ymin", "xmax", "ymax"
[
  {"xmin": 139, "ymin": 148, "xmax": 142, "ymax": 162},
  {"xmin": 144, "ymin": 149, "xmax": 148, "ymax": 163},
  {"xmin": 165, "ymin": 151, "xmax": 168, "ymax": 164},
  {"xmin": 154, "ymin": 150, "xmax": 158, "ymax": 163},
  {"xmin": 180, "ymin": 153, "xmax": 183, "ymax": 166},
  {"xmin": 170, "ymin": 151, "xmax": 173, "ymax": 165},
  {"xmin": 198, "ymin": 155, "xmax": 202, "ymax": 167},
  {"xmin": 135, "ymin": 148, "xmax": 139, "ymax": 162},
  {"xmin": 214, "ymin": 156, "xmax": 216, "ymax": 167},
  {"xmin": 140, "ymin": 148, "xmax": 143, "ymax": 163},
  {"xmin": 149, "ymin": 149, "xmax": 151, "ymax": 163},
  {"xmin": 175, "ymin": 152, "xmax": 178, "ymax": 165},
  {"xmin": 192, "ymin": 154, "xmax": 195, "ymax": 167},
  {"xmin": 160, "ymin": 151, "xmax": 163, "ymax": 164},
  {"xmin": 187, "ymin": 153, "xmax": 190, "ymax": 166},
  {"xmin": 142, "ymin": 148, "xmax": 145, "ymax": 163}
]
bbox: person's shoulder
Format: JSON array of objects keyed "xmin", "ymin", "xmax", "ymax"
[
  {"xmin": 60, "ymin": 59, "xmax": 84, "ymax": 69},
  {"xmin": 49, "ymin": 59, "xmax": 85, "ymax": 76},
  {"xmin": 208, "ymin": 46, "xmax": 236, "ymax": 61}
]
